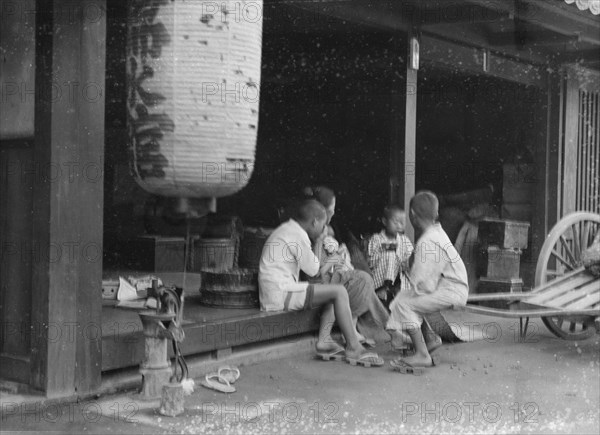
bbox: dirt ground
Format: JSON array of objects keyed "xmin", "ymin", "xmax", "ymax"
[{"xmin": 2, "ymin": 313, "xmax": 599, "ymax": 434}]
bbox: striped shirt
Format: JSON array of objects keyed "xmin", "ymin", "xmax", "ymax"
[{"xmin": 368, "ymin": 230, "xmax": 414, "ymax": 290}]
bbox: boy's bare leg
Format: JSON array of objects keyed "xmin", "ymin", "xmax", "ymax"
[
  {"xmin": 421, "ymin": 320, "xmax": 442, "ymax": 349},
  {"xmin": 353, "ymin": 317, "xmax": 366, "ymax": 342},
  {"xmin": 402, "ymin": 323, "xmax": 433, "ymax": 367},
  {"xmin": 316, "ymin": 304, "xmax": 338, "ymax": 352},
  {"xmin": 312, "ymin": 284, "xmax": 364, "ymax": 355},
  {"xmin": 317, "ymin": 311, "xmax": 367, "ymax": 351},
  {"xmin": 388, "ymin": 329, "xmax": 410, "ymax": 349}
]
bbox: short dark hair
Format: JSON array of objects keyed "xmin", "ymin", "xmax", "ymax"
[
  {"xmin": 302, "ymin": 185, "xmax": 335, "ymax": 208},
  {"xmin": 383, "ymin": 204, "xmax": 405, "ymax": 220},
  {"xmin": 410, "ymin": 191, "xmax": 439, "ymax": 221},
  {"xmin": 295, "ymin": 199, "xmax": 327, "ymax": 223}
]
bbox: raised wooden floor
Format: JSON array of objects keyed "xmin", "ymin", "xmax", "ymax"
[{"xmin": 101, "ymin": 272, "xmax": 320, "ymax": 371}]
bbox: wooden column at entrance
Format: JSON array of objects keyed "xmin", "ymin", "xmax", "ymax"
[
  {"xmin": 531, "ymin": 71, "xmax": 561, "ymax": 265},
  {"xmin": 31, "ymin": 0, "xmax": 106, "ymax": 397},
  {"xmin": 391, "ymin": 32, "xmax": 418, "ymax": 242}
]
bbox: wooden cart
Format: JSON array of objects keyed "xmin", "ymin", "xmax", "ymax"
[{"xmin": 459, "ymin": 212, "xmax": 600, "ymax": 340}]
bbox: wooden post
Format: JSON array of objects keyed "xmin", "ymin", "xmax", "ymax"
[
  {"xmin": 562, "ymin": 69, "xmax": 580, "ymax": 217},
  {"xmin": 31, "ymin": 0, "xmax": 105, "ymax": 397},
  {"xmin": 403, "ymin": 34, "xmax": 418, "ymax": 242},
  {"xmin": 390, "ymin": 31, "xmax": 417, "ymax": 242},
  {"xmin": 531, "ymin": 70, "xmax": 561, "ymax": 270}
]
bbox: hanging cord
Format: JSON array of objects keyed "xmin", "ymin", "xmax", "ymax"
[
  {"xmin": 183, "ymin": 217, "xmax": 191, "ymax": 294},
  {"xmin": 169, "ymin": 217, "xmax": 191, "ymax": 384},
  {"xmin": 171, "ymin": 340, "xmax": 189, "ymax": 383}
]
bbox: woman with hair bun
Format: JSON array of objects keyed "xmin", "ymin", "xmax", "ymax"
[{"xmin": 303, "ymin": 185, "xmax": 408, "ymax": 355}]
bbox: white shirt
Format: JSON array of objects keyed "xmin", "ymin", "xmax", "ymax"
[
  {"xmin": 258, "ymin": 219, "xmax": 320, "ymax": 311},
  {"xmin": 409, "ymin": 223, "xmax": 469, "ymax": 297}
]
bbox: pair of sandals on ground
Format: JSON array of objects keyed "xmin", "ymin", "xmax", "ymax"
[{"xmin": 200, "ymin": 365, "xmax": 241, "ymax": 393}]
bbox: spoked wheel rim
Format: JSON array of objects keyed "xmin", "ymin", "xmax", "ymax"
[{"xmin": 535, "ymin": 212, "xmax": 600, "ymax": 340}]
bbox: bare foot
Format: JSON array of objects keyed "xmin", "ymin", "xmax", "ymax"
[
  {"xmin": 398, "ymin": 353, "xmax": 433, "ymax": 368},
  {"xmin": 425, "ymin": 336, "xmax": 443, "ymax": 354},
  {"xmin": 344, "ymin": 343, "xmax": 368, "ymax": 359},
  {"xmin": 316, "ymin": 340, "xmax": 343, "ymax": 353},
  {"xmin": 356, "ymin": 331, "xmax": 366, "ymax": 342}
]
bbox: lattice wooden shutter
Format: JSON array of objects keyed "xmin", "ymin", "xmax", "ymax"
[{"xmin": 561, "ymin": 66, "xmax": 600, "ymax": 216}]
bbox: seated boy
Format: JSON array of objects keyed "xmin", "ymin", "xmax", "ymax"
[
  {"xmin": 259, "ymin": 199, "xmax": 383, "ymax": 367},
  {"xmin": 367, "ymin": 205, "xmax": 414, "ymax": 307},
  {"xmin": 387, "ymin": 191, "xmax": 469, "ymax": 374}
]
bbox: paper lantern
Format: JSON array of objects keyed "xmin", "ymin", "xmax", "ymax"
[{"xmin": 127, "ymin": 0, "xmax": 263, "ymax": 198}]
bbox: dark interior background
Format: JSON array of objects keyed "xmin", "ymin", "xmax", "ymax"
[{"xmin": 103, "ymin": 2, "xmax": 540, "ymax": 254}]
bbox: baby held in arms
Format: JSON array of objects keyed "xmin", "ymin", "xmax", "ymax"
[{"xmin": 322, "ymin": 234, "xmax": 354, "ymax": 276}]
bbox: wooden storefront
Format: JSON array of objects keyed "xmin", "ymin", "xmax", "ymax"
[{"xmin": 1, "ymin": 0, "xmax": 599, "ymax": 398}]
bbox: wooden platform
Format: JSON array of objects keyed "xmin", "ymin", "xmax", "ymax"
[{"xmin": 101, "ymin": 272, "xmax": 320, "ymax": 372}]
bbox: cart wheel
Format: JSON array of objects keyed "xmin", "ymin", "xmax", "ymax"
[{"xmin": 535, "ymin": 212, "xmax": 600, "ymax": 340}]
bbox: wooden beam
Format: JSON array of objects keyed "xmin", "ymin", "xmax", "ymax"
[
  {"xmin": 289, "ymin": 0, "xmax": 409, "ymax": 33},
  {"xmin": 421, "ymin": 35, "xmax": 547, "ymax": 88},
  {"xmin": 487, "ymin": 29, "xmax": 580, "ymax": 47},
  {"xmin": 558, "ymin": 48, "xmax": 600, "ymax": 64},
  {"xmin": 396, "ymin": 1, "xmax": 513, "ymax": 26},
  {"xmin": 290, "ymin": 0, "xmax": 552, "ymax": 65},
  {"xmin": 289, "ymin": 0, "xmax": 552, "ymax": 90},
  {"xmin": 462, "ymin": 0, "xmax": 600, "ymax": 46},
  {"xmin": 524, "ymin": 0, "xmax": 600, "ymax": 40},
  {"xmin": 31, "ymin": 0, "xmax": 105, "ymax": 397}
]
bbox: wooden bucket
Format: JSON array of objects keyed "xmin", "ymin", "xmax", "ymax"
[
  {"xmin": 200, "ymin": 269, "xmax": 258, "ymax": 309},
  {"xmin": 196, "ymin": 238, "xmax": 237, "ymax": 272}
]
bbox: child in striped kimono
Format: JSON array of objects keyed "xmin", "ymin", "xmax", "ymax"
[{"xmin": 368, "ymin": 205, "xmax": 414, "ymax": 308}]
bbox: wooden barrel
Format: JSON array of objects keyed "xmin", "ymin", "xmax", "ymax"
[{"xmin": 200, "ymin": 269, "xmax": 258, "ymax": 309}]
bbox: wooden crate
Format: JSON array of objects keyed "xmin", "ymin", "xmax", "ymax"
[
  {"xmin": 477, "ymin": 277, "xmax": 523, "ymax": 309},
  {"xmin": 485, "ymin": 246, "xmax": 521, "ymax": 279},
  {"xmin": 478, "ymin": 218, "xmax": 530, "ymax": 250}
]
